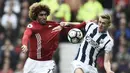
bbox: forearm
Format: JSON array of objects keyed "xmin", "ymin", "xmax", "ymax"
[
  {"xmin": 66, "ymin": 22, "xmax": 81, "ymax": 25},
  {"xmin": 104, "ymin": 61, "xmax": 112, "ymax": 72},
  {"xmin": 60, "ymin": 22, "xmax": 86, "ymax": 29},
  {"xmin": 22, "ymin": 34, "xmax": 29, "ymax": 46},
  {"xmin": 104, "ymin": 51, "xmax": 114, "ymax": 73},
  {"xmin": 60, "ymin": 22, "xmax": 80, "ymax": 27},
  {"xmin": 21, "ymin": 34, "xmax": 29, "ymax": 53}
]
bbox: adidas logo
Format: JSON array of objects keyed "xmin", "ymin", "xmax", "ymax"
[{"xmin": 48, "ymin": 25, "xmax": 52, "ymax": 27}]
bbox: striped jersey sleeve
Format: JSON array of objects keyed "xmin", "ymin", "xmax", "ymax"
[{"xmin": 104, "ymin": 35, "xmax": 114, "ymax": 52}]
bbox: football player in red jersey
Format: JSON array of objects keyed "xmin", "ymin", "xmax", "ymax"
[{"xmin": 21, "ymin": 2, "xmax": 63, "ymax": 73}]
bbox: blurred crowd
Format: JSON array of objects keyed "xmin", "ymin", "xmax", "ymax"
[{"xmin": 0, "ymin": 0, "xmax": 130, "ymax": 73}]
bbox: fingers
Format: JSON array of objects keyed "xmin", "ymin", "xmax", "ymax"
[
  {"xmin": 60, "ymin": 22, "xmax": 65, "ymax": 27},
  {"xmin": 21, "ymin": 45, "xmax": 28, "ymax": 53},
  {"xmin": 60, "ymin": 22, "xmax": 69, "ymax": 27},
  {"xmin": 22, "ymin": 48, "xmax": 28, "ymax": 53}
]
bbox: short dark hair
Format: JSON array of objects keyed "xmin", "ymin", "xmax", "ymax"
[{"xmin": 29, "ymin": 2, "xmax": 50, "ymax": 20}]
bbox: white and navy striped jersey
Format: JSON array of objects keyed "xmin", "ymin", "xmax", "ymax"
[{"xmin": 75, "ymin": 21, "xmax": 114, "ymax": 67}]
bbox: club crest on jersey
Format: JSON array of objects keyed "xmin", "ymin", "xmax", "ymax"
[
  {"xmin": 27, "ymin": 24, "xmax": 33, "ymax": 28},
  {"xmin": 100, "ymin": 39, "xmax": 104, "ymax": 44}
]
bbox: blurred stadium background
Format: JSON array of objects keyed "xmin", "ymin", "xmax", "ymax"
[{"xmin": 0, "ymin": 0, "xmax": 130, "ymax": 73}]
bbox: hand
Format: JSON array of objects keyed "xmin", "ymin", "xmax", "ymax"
[
  {"xmin": 60, "ymin": 22, "xmax": 69, "ymax": 27},
  {"xmin": 21, "ymin": 45, "xmax": 28, "ymax": 53},
  {"xmin": 107, "ymin": 70, "xmax": 114, "ymax": 73},
  {"xmin": 52, "ymin": 25, "xmax": 63, "ymax": 32}
]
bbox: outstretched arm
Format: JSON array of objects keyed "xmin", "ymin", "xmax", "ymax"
[
  {"xmin": 60, "ymin": 22, "xmax": 86, "ymax": 29},
  {"xmin": 60, "ymin": 22, "xmax": 81, "ymax": 26},
  {"xmin": 60, "ymin": 20, "xmax": 97, "ymax": 28},
  {"xmin": 21, "ymin": 29, "xmax": 32, "ymax": 53},
  {"xmin": 104, "ymin": 51, "xmax": 114, "ymax": 73},
  {"xmin": 52, "ymin": 21, "xmax": 86, "ymax": 32}
]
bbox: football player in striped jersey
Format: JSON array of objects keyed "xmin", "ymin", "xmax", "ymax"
[{"xmin": 55, "ymin": 14, "xmax": 114, "ymax": 73}]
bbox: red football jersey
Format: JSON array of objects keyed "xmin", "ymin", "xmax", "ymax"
[{"xmin": 22, "ymin": 21, "xmax": 60, "ymax": 61}]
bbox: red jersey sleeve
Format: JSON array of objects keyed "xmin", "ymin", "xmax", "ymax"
[
  {"xmin": 22, "ymin": 28, "xmax": 32, "ymax": 46},
  {"xmin": 72, "ymin": 22, "xmax": 86, "ymax": 29},
  {"xmin": 69, "ymin": 20, "xmax": 94, "ymax": 29},
  {"xmin": 60, "ymin": 22, "xmax": 86, "ymax": 36}
]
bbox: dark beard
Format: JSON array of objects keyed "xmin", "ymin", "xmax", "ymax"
[{"xmin": 40, "ymin": 20, "xmax": 46, "ymax": 25}]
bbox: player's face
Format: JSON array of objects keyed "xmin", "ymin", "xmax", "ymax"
[
  {"xmin": 37, "ymin": 11, "xmax": 47, "ymax": 25},
  {"xmin": 98, "ymin": 17, "xmax": 110, "ymax": 33}
]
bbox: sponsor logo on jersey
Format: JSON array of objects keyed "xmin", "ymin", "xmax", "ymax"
[{"xmin": 85, "ymin": 35, "xmax": 104, "ymax": 49}]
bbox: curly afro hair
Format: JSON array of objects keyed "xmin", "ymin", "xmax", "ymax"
[{"xmin": 29, "ymin": 2, "xmax": 50, "ymax": 20}]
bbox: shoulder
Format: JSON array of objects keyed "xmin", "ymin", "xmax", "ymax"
[
  {"xmin": 26, "ymin": 21, "xmax": 39, "ymax": 29},
  {"xmin": 26, "ymin": 21, "xmax": 36, "ymax": 30},
  {"xmin": 104, "ymin": 34, "xmax": 114, "ymax": 52},
  {"xmin": 108, "ymin": 38, "xmax": 114, "ymax": 46},
  {"xmin": 106, "ymin": 32, "xmax": 114, "ymax": 46},
  {"xmin": 107, "ymin": 32, "xmax": 114, "ymax": 42},
  {"xmin": 84, "ymin": 20, "xmax": 97, "ymax": 26},
  {"xmin": 84, "ymin": 21, "xmax": 98, "ymax": 29}
]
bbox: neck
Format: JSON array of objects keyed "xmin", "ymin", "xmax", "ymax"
[
  {"xmin": 98, "ymin": 29, "xmax": 107, "ymax": 33},
  {"xmin": 99, "ymin": 30, "xmax": 107, "ymax": 33},
  {"xmin": 36, "ymin": 20, "xmax": 46, "ymax": 25}
]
